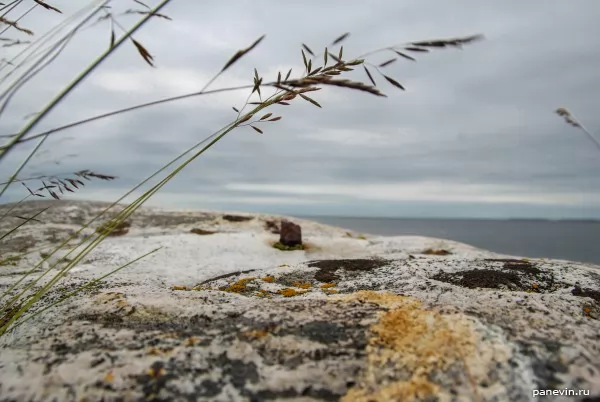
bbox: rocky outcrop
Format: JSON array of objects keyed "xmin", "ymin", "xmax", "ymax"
[{"xmin": 0, "ymin": 201, "xmax": 599, "ymax": 401}]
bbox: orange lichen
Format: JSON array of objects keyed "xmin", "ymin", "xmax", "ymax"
[
  {"xmin": 147, "ymin": 366, "xmax": 166, "ymax": 378},
  {"xmin": 583, "ymin": 306, "xmax": 592, "ymax": 315},
  {"xmin": 185, "ymin": 336, "xmax": 201, "ymax": 346},
  {"xmin": 323, "ymin": 289, "xmax": 338, "ymax": 294},
  {"xmin": 291, "ymin": 281, "xmax": 312, "ymax": 289},
  {"xmin": 262, "ymin": 276, "xmax": 275, "ymax": 283},
  {"xmin": 116, "ymin": 299, "xmax": 129, "ymax": 308},
  {"xmin": 278, "ymin": 288, "xmax": 308, "ymax": 297},
  {"xmin": 256, "ymin": 289, "xmax": 272, "ymax": 298},
  {"xmin": 104, "ymin": 371, "xmax": 114, "ymax": 383},
  {"xmin": 532, "ymin": 283, "xmax": 539, "ymax": 290},
  {"xmin": 320, "ymin": 283, "xmax": 337, "ymax": 289},
  {"xmin": 242, "ymin": 329, "xmax": 271, "ymax": 339},
  {"xmin": 147, "ymin": 347, "xmax": 164, "ymax": 356},
  {"xmin": 223, "ymin": 277, "xmax": 256, "ymax": 293},
  {"xmin": 338, "ymin": 291, "xmax": 477, "ymax": 402}
]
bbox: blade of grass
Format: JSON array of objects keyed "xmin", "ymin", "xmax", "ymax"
[
  {"xmin": 1, "ymin": 247, "xmax": 161, "ymax": 335},
  {"xmin": 0, "ymin": 0, "xmax": 173, "ymax": 194}
]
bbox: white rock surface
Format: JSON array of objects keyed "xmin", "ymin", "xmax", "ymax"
[{"xmin": 0, "ymin": 200, "xmax": 599, "ymax": 401}]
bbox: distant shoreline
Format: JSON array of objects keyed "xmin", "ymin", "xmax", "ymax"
[{"xmin": 295, "ymin": 215, "xmax": 600, "ymax": 223}]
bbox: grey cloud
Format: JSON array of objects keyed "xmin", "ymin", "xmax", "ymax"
[{"xmin": 1, "ymin": 0, "xmax": 599, "ymax": 218}]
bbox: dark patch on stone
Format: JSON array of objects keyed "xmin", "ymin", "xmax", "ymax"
[
  {"xmin": 581, "ymin": 395, "xmax": 600, "ymax": 402},
  {"xmin": 135, "ymin": 360, "xmax": 177, "ymax": 400},
  {"xmin": 249, "ymin": 386, "xmax": 340, "ymax": 401},
  {"xmin": 264, "ymin": 220, "xmax": 280, "ymax": 234},
  {"xmin": 518, "ymin": 341, "xmax": 568, "ymax": 390},
  {"xmin": 189, "ymin": 228, "xmax": 217, "ymax": 235},
  {"xmin": 95, "ymin": 220, "xmax": 131, "ymax": 237},
  {"xmin": 308, "ymin": 258, "xmax": 391, "ymax": 283},
  {"xmin": 294, "ymin": 321, "xmax": 348, "ymax": 344},
  {"xmin": 196, "ymin": 379, "xmax": 221, "ymax": 397},
  {"xmin": 223, "ymin": 214, "xmax": 253, "ymax": 222},
  {"xmin": 50, "ymin": 341, "xmax": 70, "ymax": 356},
  {"xmin": 90, "ymin": 357, "xmax": 105, "ymax": 368},
  {"xmin": 433, "ymin": 269, "xmax": 522, "ymax": 290},
  {"xmin": 433, "ymin": 259, "xmax": 558, "ymax": 292},
  {"xmin": 572, "ymin": 285, "xmax": 600, "ymax": 303},
  {"xmin": 422, "ymin": 248, "xmax": 452, "ymax": 255},
  {"xmin": 210, "ymin": 353, "xmax": 259, "ymax": 390}
]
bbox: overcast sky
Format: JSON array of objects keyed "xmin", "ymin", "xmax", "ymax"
[{"xmin": 1, "ymin": 0, "xmax": 599, "ymax": 219}]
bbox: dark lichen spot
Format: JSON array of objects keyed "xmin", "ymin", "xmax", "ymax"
[
  {"xmin": 572, "ymin": 285, "xmax": 600, "ymax": 303},
  {"xmin": 210, "ymin": 354, "xmax": 259, "ymax": 390},
  {"xmin": 434, "ymin": 258, "xmax": 558, "ymax": 292},
  {"xmin": 197, "ymin": 379, "xmax": 222, "ymax": 397},
  {"xmin": 95, "ymin": 219, "xmax": 131, "ymax": 237},
  {"xmin": 189, "ymin": 228, "xmax": 217, "ymax": 235},
  {"xmin": 264, "ymin": 220, "xmax": 280, "ymax": 234},
  {"xmin": 433, "ymin": 269, "xmax": 522, "ymax": 290},
  {"xmin": 422, "ymin": 248, "xmax": 452, "ymax": 255},
  {"xmin": 294, "ymin": 321, "xmax": 348, "ymax": 344},
  {"xmin": 250, "ymin": 386, "xmax": 340, "ymax": 401},
  {"xmin": 223, "ymin": 214, "xmax": 253, "ymax": 222},
  {"xmin": 135, "ymin": 360, "xmax": 176, "ymax": 399},
  {"xmin": 308, "ymin": 259, "xmax": 390, "ymax": 283}
]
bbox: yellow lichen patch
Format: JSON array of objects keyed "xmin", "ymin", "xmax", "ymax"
[
  {"xmin": 278, "ymin": 264, "xmax": 290, "ymax": 267},
  {"xmin": 185, "ymin": 336, "xmax": 201, "ymax": 346},
  {"xmin": 104, "ymin": 370, "xmax": 114, "ymax": 383},
  {"xmin": 146, "ymin": 347, "xmax": 164, "ymax": 356},
  {"xmin": 278, "ymin": 288, "xmax": 308, "ymax": 297},
  {"xmin": 356, "ymin": 235, "xmax": 367, "ymax": 240},
  {"xmin": 157, "ymin": 332, "xmax": 179, "ymax": 339},
  {"xmin": 320, "ymin": 283, "xmax": 337, "ymax": 289},
  {"xmin": 171, "ymin": 285, "xmax": 190, "ymax": 291},
  {"xmin": 256, "ymin": 289, "xmax": 272, "ymax": 298},
  {"xmin": 242, "ymin": 328, "xmax": 276, "ymax": 340},
  {"xmin": 147, "ymin": 366, "xmax": 166, "ymax": 378},
  {"xmin": 115, "ymin": 299, "xmax": 129, "ymax": 308},
  {"xmin": 338, "ymin": 291, "xmax": 477, "ymax": 402},
  {"xmin": 262, "ymin": 276, "xmax": 275, "ymax": 283},
  {"xmin": 291, "ymin": 281, "xmax": 312, "ymax": 289},
  {"xmin": 223, "ymin": 277, "xmax": 256, "ymax": 293},
  {"xmin": 0, "ymin": 255, "xmax": 22, "ymax": 266},
  {"xmin": 94, "ymin": 292, "xmax": 126, "ymax": 305}
]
